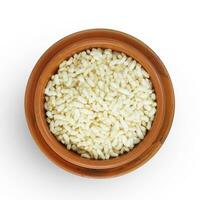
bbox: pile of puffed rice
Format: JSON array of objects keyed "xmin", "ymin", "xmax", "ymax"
[{"xmin": 44, "ymin": 48, "xmax": 157, "ymax": 160}]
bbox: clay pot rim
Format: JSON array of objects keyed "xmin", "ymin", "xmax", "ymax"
[{"xmin": 25, "ymin": 29, "xmax": 175, "ymax": 177}]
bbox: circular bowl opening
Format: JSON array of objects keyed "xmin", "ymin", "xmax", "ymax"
[{"xmin": 25, "ymin": 29, "xmax": 175, "ymax": 177}]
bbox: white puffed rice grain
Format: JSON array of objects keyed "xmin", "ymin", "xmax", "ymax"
[{"xmin": 44, "ymin": 48, "xmax": 157, "ymax": 160}]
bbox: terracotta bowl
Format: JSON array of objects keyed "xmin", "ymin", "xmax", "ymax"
[{"xmin": 25, "ymin": 29, "xmax": 175, "ymax": 178}]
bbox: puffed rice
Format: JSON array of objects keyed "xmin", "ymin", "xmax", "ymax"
[{"xmin": 44, "ymin": 48, "xmax": 157, "ymax": 160}]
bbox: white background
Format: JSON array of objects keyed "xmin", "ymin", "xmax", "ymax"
[{"xmin": 0, "ymin": 0, "xmax": 199, "ymax": 199}]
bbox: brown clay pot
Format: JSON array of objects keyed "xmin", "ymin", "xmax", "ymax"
[{"xmin": 25, "ymin": 29, "xmax": 175, "ymax": 178}]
